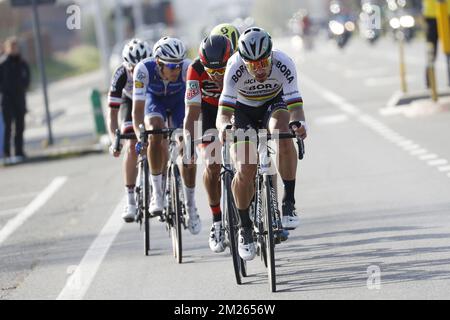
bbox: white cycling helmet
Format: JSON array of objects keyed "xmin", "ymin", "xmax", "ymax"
[
  {"xmin": 238, "ymin": 27, "xmax": 272, "ymax": 61},
  {"xmin": 153, "ymin": 37, "xmax": 186, "ymax": 63},
  {"xmin": 122, "ymin": 38, "xmax": 152, "ymax": 68}
]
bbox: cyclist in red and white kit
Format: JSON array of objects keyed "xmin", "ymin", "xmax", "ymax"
[
  {"xmin": 107, "ymin": 38, "xmax": 152, "ymax": 222},
  {"xmin": 184, "ymin": 24, "xmax": 240, "ymax": 253}
]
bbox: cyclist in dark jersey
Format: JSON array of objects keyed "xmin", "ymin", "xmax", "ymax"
[
  {"xmin": 107, "ymin": 38, "xmax": 151, "ymax": 222},
  {"xmin": 184, "ymin": 24, "xmax": 240, "ymax": 253}
]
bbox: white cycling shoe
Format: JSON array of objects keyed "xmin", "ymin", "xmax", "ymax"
[
  {"xmin": 209, "ymin": 222, "xmax": 225, "ymax": 253},
  {"xmin": 186, "ymin": 207, "xmax": 201, "ymax": 235},
  {"xmin": 238, "ymin": 227, "xmax": 256, "ymax": 261},
  {"xmin": 282, "ymin": 202, "xmax": 300, "ymax": 230},
  {"xmin": 122, "ymin": 204, "xmax": 137, "ymax": 223},
  {"xmin": 149, "ymin": 193, "xmax": 164, "ymax": 216}
]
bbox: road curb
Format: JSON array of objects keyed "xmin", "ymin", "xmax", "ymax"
[
  {"xmin": 387, "ymin": 89, "xmax": 450, "ymax": 108},
  {"xmin": 0, "ymin": 144, "xmax": 107, "ymax": 167}
]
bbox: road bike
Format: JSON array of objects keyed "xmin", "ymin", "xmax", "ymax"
[
  {"xmin": 220, "ymin": 128, "xmax": 304, "ymax": 292},
  {"xmin": 113, "ymin": 123, "xmax": 187, "ymax": 262}
]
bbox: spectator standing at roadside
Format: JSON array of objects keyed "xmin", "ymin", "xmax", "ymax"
[{"xmin": 0, "ymin": 37, "xmax": 30, "ymax": 163}]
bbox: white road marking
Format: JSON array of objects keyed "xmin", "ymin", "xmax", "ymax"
[
  {"xmin": 57, "ymin": 197, "xmax": 126, "ymax": 300},
  {"xmin": 344, "ymin": 67, "xmax": 389, "ymax": 79},
  {"xmin": 410, "ymin": 149, "xmax": 428, "ymax": 155},
  {"xmin": 396, "ymin": 140, "xmax": 414, "ymax": 147},
  {"xmin": 419, "ymin": 154, "xmax": 438, "ymax": 160},
  {"xmin": 364, "ymin": 75, "xmax": 417, "ymax": 87},
  {"xmin": 301, "ymin": 74, "xmax": 450, "ymax": 181},
  {"xmin": 438, "ymin": 166, "xmax": 450, "ymax": 172},
  {"xmin": 314, "ymin": 114, "xmax": 349, "ymax": 125},
  {"xmin": 403, "ymin": 144, "xmax": 420, "ymax": 151},
  {"xmin": 0, "ymin": 177, "xmax": 68, "ymax": 246},
  {"xmin": 428, "ymin": 159, "xmax": 448, "ymax": 166}
]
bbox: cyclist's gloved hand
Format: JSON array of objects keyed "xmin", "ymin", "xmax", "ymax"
[
  {"xmin": 109, "ymin": 144, "xmax": 122, "ymax": 158},
  {"xmin": 289, "ymin": 120, "xmax": 308, "ymax": 140},
  {"xmin": 135, "ymin": 141, "xmax": 143, "ymax": 155}
]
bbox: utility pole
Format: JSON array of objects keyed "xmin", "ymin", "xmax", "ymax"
[
  {"xmin": 30, "ymin": 0, "xmax": 53, "ymax": 145},
  {"xmin": 114, "ymin": 0, "xmax": 126, "ymax": 44},
  {"xmin": 132, "ymin": 0, "xmax": 144, "ymax": 33},
  {"xmin": 93, "ymin": 0, "xmax": 111, "ymax": 90}
]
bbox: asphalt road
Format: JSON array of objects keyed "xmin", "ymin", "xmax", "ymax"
[{"xmin": 1, "ymin": 36, "xmax": 450, "ymax": 300}]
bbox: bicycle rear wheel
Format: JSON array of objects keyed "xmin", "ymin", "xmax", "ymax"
[
  {"xmin": 169, "ymin": 165, "xmax": 183, "ymax": 263},
  {"xmin": 223, "ymin": 171, "xmax": 243, "ymax": 285},
  {"xmin": 263, "ymin": 176, "xmax": 276, "ymax": 292}
]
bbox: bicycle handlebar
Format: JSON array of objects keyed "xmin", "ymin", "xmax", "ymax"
[
  {"xmin": 113, "ymin": 129, "xmax": 137, "ymax": 153},
  {"xmin": 223, "ymin": 131, "xmax": 305, "ymax": 161}
]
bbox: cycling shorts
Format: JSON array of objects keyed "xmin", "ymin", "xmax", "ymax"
[{"xmin": 145, "ymin": 92, "xmax": 185, "ymax": 128}]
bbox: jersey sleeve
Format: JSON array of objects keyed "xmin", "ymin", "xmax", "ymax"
[
  {"xmin": 182, "ymin": 58, "xmax": 192, "ymax": 82},
  {"xmin": 281, "ymin": 55, "xmax": 303, "ymax": 111},
  {"xmin": 132, "ymin": 62, "xmax": 149, "ymax": 102},
  {"xmin": 218, "ymin": 59, "xmax": 238, "ymax": 112},
  {"xmin": 108, "ymin": 65, "xmax": 127, "ymax": 108},
  {"xmin": 185, "ymin": 63, "xmax": 202, "ymax": 107}
]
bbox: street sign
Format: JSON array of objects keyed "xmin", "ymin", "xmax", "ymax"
[{"xmin": 10, "ymin": 0, "xmax": 55, "ymax": 6}]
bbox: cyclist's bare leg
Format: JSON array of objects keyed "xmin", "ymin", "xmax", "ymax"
[
  {"xmin": 180, "ymin": 163, "xmax": 196, "ymax": 188},
  {"xmin": 231, "ymin": 142, "xmax": 257, "ymax": 211},
  {"xmin": 144, "ymin": 115, "xmax": 168, "ymax": 213},
  {"xmin": 268, "ymin": 109, "xmax": 299, "ymax": 229},
  {"xmin": 145, "ymin": 116, "xmax": 168, "ymax": 175},
  {"xmin": 202, "ymin": 146, "xmax": 221, "ymax": 206},
  {"xmin": 180, "ymin": 162, "xmax": 198, "ymax": 213},
  {"xmin": 204, "ymin": 151, "xmax": 223, "ymax": 250},
  {"xmin": 123, "ymin": 139, "xmax": 138, "ymax": 186},
  {"xmin": 268, "ymin": 109, "xmax": 296, "ymax": 181},
  {"xmin": 203, "ymin": 163, "xmax": 221, "ymax": 207},
  {"xmin": 178, "ymin": 138, "xmax": 201, "ymax": 233}
]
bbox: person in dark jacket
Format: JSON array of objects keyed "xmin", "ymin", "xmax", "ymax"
[{"xmin": 0, "ymin": 37, "xmax": 30, "ymax": 162}]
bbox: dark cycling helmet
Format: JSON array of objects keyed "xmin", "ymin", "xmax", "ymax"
[
  {"xmin": 238, "ymin": 27, "xmax": 272, "ymax": 61},
  {"xmin": 198, "ymin": 34, "xmax": 232, "ymax": 69}
]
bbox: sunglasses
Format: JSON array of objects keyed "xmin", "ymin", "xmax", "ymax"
[
  {"xmin": 243, "ymin": 56, "xmax": 272, "ymax": 73},
  {"xmin": 159, "ymin": 60, "xmax": 182, "ymax": 70},
  {"xmin": 204, "ymin": 66, "xmax": 226, "ymax": 76}
]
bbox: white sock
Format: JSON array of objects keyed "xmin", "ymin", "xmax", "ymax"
[
  {"xmin": 125, "ymin": 187, "xmax": 135, "ymax": 206},
  {"xmin": 183, "ymin": 185, "xmax": 196, "ymax": 209},
  {"xmin": 150, "ymin": 174, "xmax": 163, "ymax": 198}
]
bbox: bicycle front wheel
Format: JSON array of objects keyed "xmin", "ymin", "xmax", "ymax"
[
  {"xmin": 263, "ymin": 176, "xmax": 276, "ymax": 292},
  {"xmin": 143, "ymin": 160, "xmax": 151, "ymax": 256},
  {"xmin": 223, "ymin": 171, "xmax": 243, "ymax": 285},
  {"xmin": 169, "ymin": 165, "xmax": 183, "ymax": 264}
]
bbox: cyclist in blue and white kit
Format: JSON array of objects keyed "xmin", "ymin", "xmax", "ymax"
[{"xmin": 132, "ymin": 37, "xmax": 201, "ymax": 235}]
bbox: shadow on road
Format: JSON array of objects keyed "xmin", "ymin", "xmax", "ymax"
[{"xmin": 269, "ymin": 208, "xmax": 450, "ymax": 293}]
